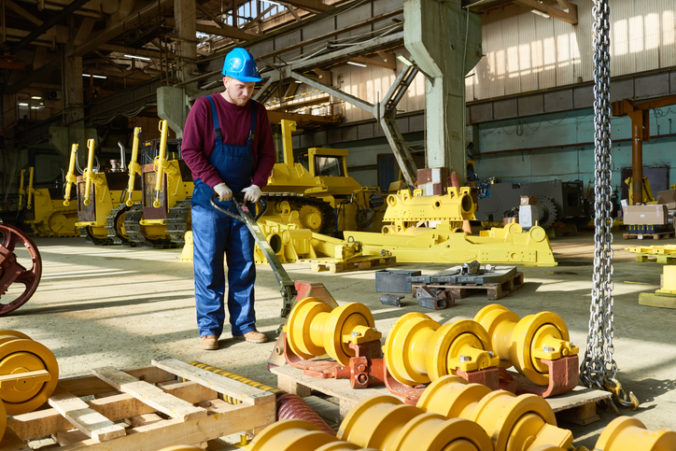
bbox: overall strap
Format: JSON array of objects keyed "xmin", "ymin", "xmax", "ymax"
[
  {"xmin": 246, "ymin": 101, "xmax": 258, "ymax": 147},
  {"xmin": 207, "ymin": 95, "xmax": 222, "ymax": 139}
]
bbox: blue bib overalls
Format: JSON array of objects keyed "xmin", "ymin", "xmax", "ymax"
[{"xmin": 191, "ymin": 95, "xmax": 258, "ymax": 338}]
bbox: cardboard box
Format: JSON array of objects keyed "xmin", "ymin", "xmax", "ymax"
[
  {"xmin": 657, "ymin": 190, "xmax": 676, "ymax": 210},
  {"xmin": 622, "ymin": 204, "xmax": 668, "ymax": 225}
]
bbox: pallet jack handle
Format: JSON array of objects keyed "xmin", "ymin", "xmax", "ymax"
[{"xmin": 209, "ymin": 194, "xmax": 297, "ymax": 318}]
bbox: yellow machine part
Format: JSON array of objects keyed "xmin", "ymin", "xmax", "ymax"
[
  {"xmin": 157, "ymin": 446, "xmax": 204, "ymax": 451},
  {"xmin": 474, "ymin": 304, "xmax": 578, "ymax": 386},
  {"xmin": 417, "ymin": 375, "xmax": 573, "ymax": 451},
  {"xmin": 383, "ymin": 312, "xmax": 498, "ymax": 386},
  {"xmin": 0, "ymin": 334, "xmax": 59, "ymax": 415},
  {"xmin": 656, "ymin": 265, "xmax": 676, "ymax": 295},
  {"xmin": 25, "ymin": 188, "xmax": 79, "ymax": 237},
  {"xmin": 626, "ymin": 245, "xmax": 676, "ymax": 264},
  {"xmin": 625, "ymin": 176, "xmax": 656, "ymax": 205},
  {"xmin": 383, "ymin": 187, "xmax": 476, "ymax": 229},
  {"xmin": 249, "ymin": 419, "xmax": 359, "ymax": 451},
  {"xmin": 337, "ymin": 394, "xmax": 492, "ymax": 451},
  {"xmin": 595, "ymin": 416, "xmax": 676, "ymax": 451},
  {"xmin": 0, "ymin": 399, "xmax": 5, "ymax": 443},
  {"xmin": 284, "ymin": 297, "xmax": 381, "ymax": 366},
  {"xmin": 344, "ymin": 222, "xmax": 557, "ymax": 267}
]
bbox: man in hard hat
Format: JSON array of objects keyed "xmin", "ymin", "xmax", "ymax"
[{"xmin": 182, "ymin": 47, "xmax": 275, "ymax": 350}]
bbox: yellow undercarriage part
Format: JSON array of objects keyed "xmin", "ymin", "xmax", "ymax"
[
  {"xmin": 25, "ymin": 188, "xmax": 79, "ymax": 237},
  {"xmin": 344, "ymin": 222, "xmax": 557, "ymax": 267},
  {"xmin": 249, "ymin": 419, "xmax": 360, "ymax": 451},
  {"xmin": 384, "ymin": 312, "xmax": 498, "ymax": 386},
  {"xmin": 0, "ymin": 331, "xmax": 59, "ymax": 415},
  {"xmin": 418, "ymin": 375, "xmax": 573, "ymax": 451},
  {"xmin": 595, "ymin": 416, "xmax": 676, "ymax": 451},
  {"xmin": 0, "ymin": 397, "xmax": 5, "ymax": 443},
  {"xmin": 626, "ymin": 245, "xmax": 676, "ymax": 264},
  {"xmin": 337, "ymin": 394, "xmax": 492, "ymax": 451},
  {"xmin": 657, "ymin": 266, "xmax": 676, "ymax": 295},
  {"xmin": 383, "ymin": 187, "xmax": 476, "ymax": 230},
  {"xmin": 284, "ymin": 297, "xmax": 381, "ymax": 366},
  {"xmin": 474, "ymin": 304, "xmax": 578, "ymax": 386}
]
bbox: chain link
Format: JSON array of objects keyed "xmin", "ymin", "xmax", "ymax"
[{"xmin": 580, "ymin": 0, "xmax": 637, "ymax": 410}]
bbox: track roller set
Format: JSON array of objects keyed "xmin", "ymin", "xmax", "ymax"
[{"xmin": 274, "ymin": 296, "xmax": 581, "ymax": 402}]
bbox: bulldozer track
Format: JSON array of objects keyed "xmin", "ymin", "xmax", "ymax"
[
  {"xmin": 166, "ymin": 200, "xmax": 191, "ymax": 246},
  {"xmin": 123, "ymin": 204, "xmax": 178, "ymax": 248},
  {"xmin": 79, "ymin": 226, "xmax": 113, "ymax": 245},
  {"xmin": 262, "ymin": 193, "xmax": 337, "ymax": 235},
  {"xmin": 106, "ymin": 203, "xmax": 131, "ymax": 244}
]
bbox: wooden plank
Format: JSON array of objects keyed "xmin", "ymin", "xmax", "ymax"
[
  {"xmin": 57, "ymin": 366, "xmax": 175, "ymax": 397},
  {"xmin": 8, "ymin": 381, "xmax": 218, "ymax": 441},
  {"xmin": 92, "ymin": 367, "xmax": 207, "ymax": 421},
  {"xmin": 545, "ymin": 386, "xmax": 611, "ymax": 413},
  {"xmin": 0, "ymin": 369, "xmax": 50, "ymax": 384},
  {"xmin": 271, "ymin": 365, "xmax": 389, "ymax": 417},
  {"xmin": 48, "ymin": 393, "xmax": 127, "ymax": 442},
  {"xmin": 53, "ymin": 402, "xmax": 275, "ymax": 450},
  {"xmin": 151, "ymin": 357, "xmax": 273, "ymax": 406}
]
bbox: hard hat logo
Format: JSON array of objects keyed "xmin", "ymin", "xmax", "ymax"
[{"xmin": 222, "ymin": 47, "xmax": 262, "ymax": 82}]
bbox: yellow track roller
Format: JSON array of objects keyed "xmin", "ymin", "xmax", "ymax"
[
  {"xmin": 384, "ymin": 312, "xmax": 499, "ymax": 386},
  {"xmin": 474, "ymin": 304, "xmax": 578, "ymax": 386},
  {"xmin": 0, "ymin": 332, "xmax": 59, "ymax": 415},
  {"xmin": 0, "ymin": 399, "xmax": 6, "ymax": 443},
  {"xmin": 337, "ymin": 394, "xmax": 492, "ymax": 451},
  {"xmin": 418, "ymin": 375, "xmax": 573, "ymax": 451},
  {"xmin": 285, "ymin": 297, "xmax": 381, "ymax": 366},
  {"xmin": 249, "ymin": 419, "xmax": 361, "ymax": 450},
  {"xmin": 595, "ymin": 416, "xmax": 676, "ymax": 451}
]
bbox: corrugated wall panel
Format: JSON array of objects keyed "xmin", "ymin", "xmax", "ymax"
[
  {"xmin": 659, "ymin": 1, "xmax": 675, "ymax": 67},
  {"xmin": 518, "ymin": 13, "xmax": 538, "ymax": 92}
]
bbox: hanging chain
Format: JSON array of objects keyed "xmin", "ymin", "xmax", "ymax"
[{"xmin": 580, "ymin": 0, "xmax": 638, "ymax": 410}]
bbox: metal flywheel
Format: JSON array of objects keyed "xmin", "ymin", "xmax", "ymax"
[{"xmin": 0, "ymin": 224, "xmax": 42, "ymax": 315}]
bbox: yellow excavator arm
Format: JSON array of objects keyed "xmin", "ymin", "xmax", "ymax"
[
  {"xmin": 26, "ymin": 167, "xmax": 35, "ymax": 210},
  {"xmin": 126, "ymin": 127, "xmax": 142, "ymax": 207},
  {"xmin": 18, "ymin": 169, "xmax": 26, "ymax": 211},
  {"xmin": 63, "ymin": 143, "xmax": 79, "ymax": 206},
  {"xmin": 83, "ymin": 139, "xmax": 96, "ymax": 206},
  {"xmin": 153, "ymin": 120, "xmax": 169, "ymax": 208}
]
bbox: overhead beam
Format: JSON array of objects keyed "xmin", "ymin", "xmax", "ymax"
[
  {"xmin": 277, "ymin": 0, "xmax": 330, "ymax": 14},
  {"xmin": 99, "ymin": 44, "xmax": 164, "ymax": 59},
  {"xmin": 5, "ymin": 0, "xmax": 42, "ymax": 26},
  {"xmin": 169, "ymin": 17, "xmax": 258, "ymax": 40},
  {"xmin": 14, "ymin": 0, "xmax": 91, "ymax": 50},
  {"xmin": 70, "ymin": 0, "xmax": 173, "ymax": 57},
  {"xmin": 514, "ymin": 0, "xmax": 577, "ymax": 25}
]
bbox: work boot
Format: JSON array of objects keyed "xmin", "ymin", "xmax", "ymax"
[
  {"xmin": 200, "ymin": 335, "xmax": 219, "ymax": 350},
  {"xmin": 234, "ymin": 330, "xmax": 268, "ymax": 344}
]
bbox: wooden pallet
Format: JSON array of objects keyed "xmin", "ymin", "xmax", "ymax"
[
  {"xmin": 310, "ymin": 255, "xmax": 396, "ymax": 273},
  {"xmin": 623, "ymin": 231, "xmax": 675, "ymax": 240},
  {"xmin": 411, "ymin": 272, "xmax": 524, "ymax": 301},
  {"xmin": 270, "ymin": 365, "xmax": 610, "ymax": 425},
  {"xmin": 2, "ymin": 358, "xmax": 276, "ymax": 450}
]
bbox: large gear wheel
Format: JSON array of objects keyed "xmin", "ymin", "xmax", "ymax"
[
  {"xmin": 536, "ymin": 197, "xmax": 559, "ymax": 229},
  {"xmin": 0, "ymin": 225, "xmax": 41, "ymax": 316}
]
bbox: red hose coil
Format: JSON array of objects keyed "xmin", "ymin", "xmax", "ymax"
[{"xmin": 276, "ymin": 393, "xmax": 335, "ymax": 435}]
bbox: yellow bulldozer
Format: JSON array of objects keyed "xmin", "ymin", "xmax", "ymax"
[
  {"xmin": 20, "ymin": 166, "xmax": 78, "ymax": 237},
  {"xmin": 261, "ymin": 120, "xmax": 384, "ymax": 235},
  {"xmin": 123, "ymin": 120, "xmax": 193, "ymax": 247},
  {"xmin": 64, "ymin": 134, "xmax": 143, "ymax": 245}
]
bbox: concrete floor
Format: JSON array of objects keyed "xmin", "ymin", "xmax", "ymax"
[{"xmin": 3, "ymin": 232, "xmax": 676, "ymax": 448}]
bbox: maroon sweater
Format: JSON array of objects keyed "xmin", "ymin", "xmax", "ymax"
[{"xmin": 182, "ymin": 94, "xmax": 276, "ymax": 189}]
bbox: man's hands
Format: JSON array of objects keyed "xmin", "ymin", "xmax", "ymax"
[
  {"xmin": 214, "ymin": 183, "xmax": 232, "ymax": 201},
  {"xmin": 241, "ymin": 184, "xmax": 262, "ymax": 203}
]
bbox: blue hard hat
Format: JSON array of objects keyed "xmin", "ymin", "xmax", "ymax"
[{"xmin": 222, "ymin": 47, "xmax": 261, "ymax": 82}]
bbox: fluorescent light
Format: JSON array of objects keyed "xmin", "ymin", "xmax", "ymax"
[
  {"xmin": 83, "ymin": 73, "xmax": 108, "ymax": 79},
  {"xmin": 530, "ymin": 9, "xmax": 550, "ymax": 19},
  {"xmin": 31, "ymin": 96, "xmax": 42, "ymax": 100},
  {"xmin": 262, "ymin": 0, "xmax": 284, "ymax": 6},
  {"xmin": 18, "ymin": 102, "xmax": 28, "ymax": 107},
  {"xmin": 31, "ymin": 105, "xmax": 44, "ymax": 110},
  {"xmin": 346, "ymin": 61, "xmax": 367, "ymax": 68},
  {"xmin": 396, "ymin": 55, "xmax": 414, "ymax": 66},
  {"xmin": 294, "ymin": 80, "xmax": 303, "ymax": 83},
  {"xmin": 124, "ymin": 54, "xmax": 151, "ymax": 61}
]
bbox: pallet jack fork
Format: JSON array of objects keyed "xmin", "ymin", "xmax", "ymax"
[{"xmin": 210, "ymin": 195, "xmax": 297, "ymax": 318}]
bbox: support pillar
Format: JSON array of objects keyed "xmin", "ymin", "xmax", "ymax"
[
  {"xmin": 174, "ymin": 0, "xmax": 197, "ymax": 91},
  {"xmin": 404, "ymin": 0, "xmax": 481, "ymax": 183},
  {"xmin": 62, "ymin": 44, "xmax": 86, "ymax": 154}
]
